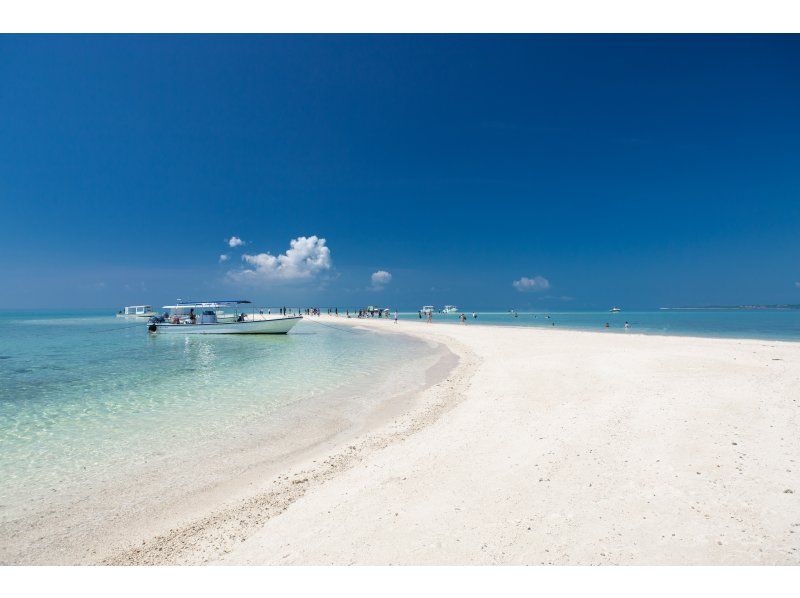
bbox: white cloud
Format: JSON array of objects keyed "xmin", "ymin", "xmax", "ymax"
[
  {"xmin": 513, "ymin": 275, "xmax": 551, "ymax": 292},
  {"xmin": 370, "ymin": 270, "xmax": 392, "ymax": 290},
  {"xmin": 228, "ymin": 236, "xmax": 244, "ymax": 248},
  {"xmin": 230, "ymin": 235, "xmax": 332, "ymax": 283},
  {"xmin": 219, "ymin": 254, "xmax": 230, "ymax": 262}
]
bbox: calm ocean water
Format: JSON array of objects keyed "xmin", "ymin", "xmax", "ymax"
[
  {"xmin": 0, "ymin": 310, "xmax": 429, "ymax": 513},
  {"xmin": 398, "ymin": 309, "xmax": 800, "ymax": 341}
]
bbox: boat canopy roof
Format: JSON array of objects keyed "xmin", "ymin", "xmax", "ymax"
[{"xmin": 162, "ymin": 300, "xmax": 252, "ymax": 309}]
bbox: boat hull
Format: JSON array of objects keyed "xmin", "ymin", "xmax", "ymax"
[{"xmin": 148, "ymin": 316, "xmax": 302, "ymax": 335}]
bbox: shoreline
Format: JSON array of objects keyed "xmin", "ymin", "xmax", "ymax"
[
  {"xmin": 103, "ymin": 323, "xmax": 473, "ymax": 565},
  {"xmin": 0, "ymin": 323, "xmax": 461, "ymax": 565},
  {"xmin": 4, "ymin": 316, "xmax": 798, "ymax": 564}
]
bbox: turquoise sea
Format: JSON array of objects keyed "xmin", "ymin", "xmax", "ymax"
[
  {"xmin": 0, "ymin": 310, "xmax": 431, "ymax": 516},
  {"xmin": 398, "ymin": 309, "xmax": 800, "ymax": 341}
]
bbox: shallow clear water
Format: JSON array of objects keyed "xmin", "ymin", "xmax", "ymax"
[
  {"xmin": 0, "ymin": 311, "xmax": 427, "ymax": 511},
  {"xmin": 399, "ymin": 309, "xmax": 800, "ymax": 341}
]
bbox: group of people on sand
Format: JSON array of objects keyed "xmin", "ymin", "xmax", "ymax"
[
  {"xmin": 304, "ymin": 307, "xmax": 633, "ymax": 332},
  {"xmin": 357, "ymin": 308, "xmax": 389, "ymax": 318},
  {"xmin": 415, "ymin": 310, "xmax": 478, "ymax": 324},
  {"xmin": 289, "ymin": 307, "xmax": 399, "ymax": 320}
]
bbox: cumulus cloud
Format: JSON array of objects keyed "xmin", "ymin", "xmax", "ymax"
[
  {"xmin": 228, "ymin": 236, "xmax": 244, "ymax": 248},
  {"xmin": 219, "ymin": 254, "xmax": 230, "ymax": 262},
  {"xmin": 370, "ymin": 270, "xmax": 392, "ymax": 290},
  {"xmin": 513, "ymin": 275, "xmax": 551, "ymax": 292},
  {"xmin": 229, "ymin": 235, "xmax": 332, "ymax": 283}
]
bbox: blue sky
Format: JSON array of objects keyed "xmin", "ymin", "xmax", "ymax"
[{"xmin": 1, "ymin": 35, "xmax": 798, "ymax": 309}]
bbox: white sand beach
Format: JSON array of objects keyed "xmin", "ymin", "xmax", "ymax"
[{"xmin": 100, "ymin": 317, "xmax": 799, "ymax": 565}]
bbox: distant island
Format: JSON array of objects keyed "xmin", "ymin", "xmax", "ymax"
[{"xmin": 660, "ymin": 304, "xmax": 800, "ymax": 310}]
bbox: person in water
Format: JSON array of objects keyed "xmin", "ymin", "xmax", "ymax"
[
  {"xmin": 473, "ymin": 312, "xmax": 477, "ymax": 319},
  {"xmin": 624, "ymin": 321, "xmax": 631, "ymax": 329},
  {"xmin": 460, "ymin": 313, "xmax": 466, "ymax": 324},
  {"xmin": 604, "ymin": 322, "xmax": 609, "ymax": 328}
]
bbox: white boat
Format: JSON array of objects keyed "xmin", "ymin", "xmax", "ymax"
[
  {"xmin": 116, "ymin": 305, "xmax": 156, "ymax": 318},
  {"xmin": 441, "ymin": 305, "xmax": 459, "ymax": 314},
  {"xmin": 610, "ymin": 307, "xmax": 621, "ymax": 313},
  {"xmin": 147, "ymin": 300, "xmax": 301, "ymax": 335},
  {"xmin": 421, "ymin": 305, "xmax": 434, "ymax": 315}
]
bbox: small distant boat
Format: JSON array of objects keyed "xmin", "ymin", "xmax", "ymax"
[
  {"xmin": 116, "ymin": 305, "xmax": 156, "ymax": 318},
  {"xmin": 441, "ymin": 305, "xmax": 459, "ymax": 314},
  {"xmin": 610, "ymin": 307, "xmax": 622, "ymax": 313},
  {"xmin": 421, "ymin": 305, "xmax": 434, "ymax": 315},
  {"xmin": 147, "ymin": 300, "xmax": 301, "ymax": 335}
]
